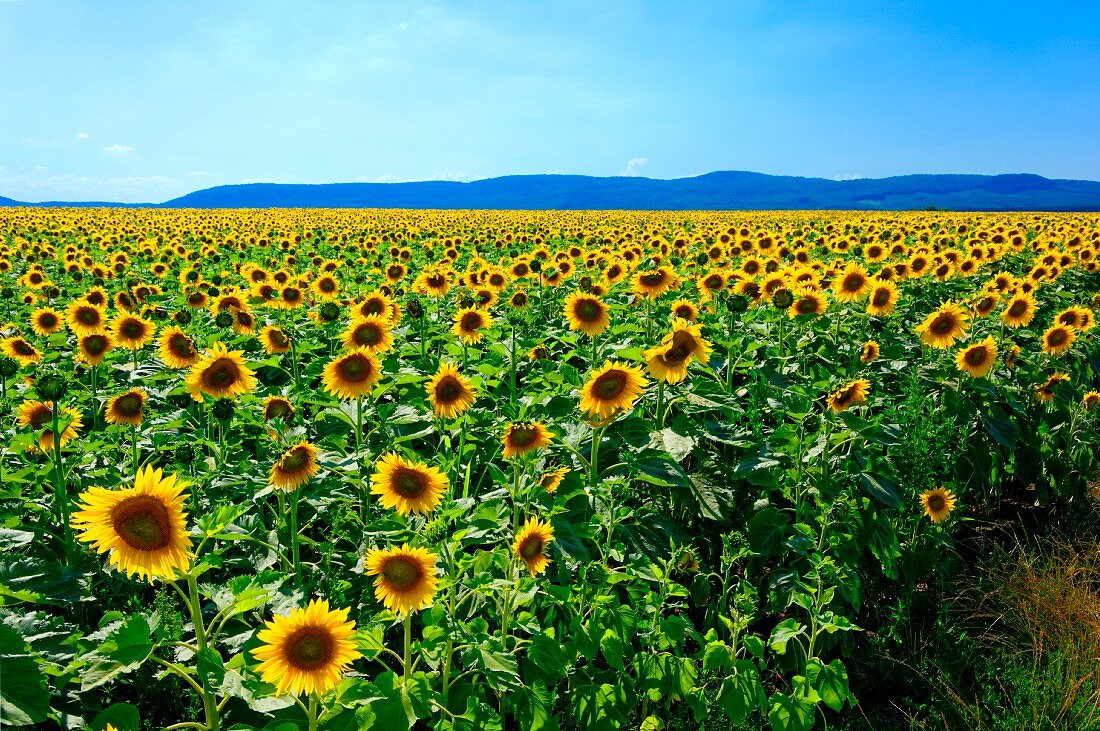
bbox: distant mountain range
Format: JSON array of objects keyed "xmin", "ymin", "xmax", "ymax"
[{"xmin": 4, "ymin": 171, "xmax": 1100, "ymax": 211}]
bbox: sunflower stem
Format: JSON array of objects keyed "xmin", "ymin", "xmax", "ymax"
[
  {"xmin": 184, "ymin": 573, "xmax": 220, "ymax": 731},
  {"xmin": 509, "ymin": 323, "xmax": 517, "ymax": 408},
  {"xmin": 655, "ymin": 380, "xmax": 665, "ymax": 430},
  {"xmin": 402, "ymin": 613, "xmax": 413, "ymax": 682},
  {"xmin": 130, "ymin": 423, "xmax": 139, "ymax": 477},
  {"xmin": 588, "ymin": 425, "xmax": 603, "ymax": 488},
  {"xmin": 456, "ymin": 416, "xmax": 469, "ymax": 499},
  {"xmin": 289, "ymin": 488, "xmax": 302, "ymax": 589},
  {"xmin": 49, "ymin": 402, "xmax": 73, "ymax": 554},
  {"xmin": 90, "ymin": 365, "xmax": 99, "ymax": 431},
  {"xmin": 306, "ymin": 693, "xmax": 319, "ymax": 731}
]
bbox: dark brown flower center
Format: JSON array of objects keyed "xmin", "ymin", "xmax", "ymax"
[
  {"xmin": 927, "ymin": 495, "xmax": 945, "ymax": 512},
  {"xmin": 573, "ymin": 299, "xmax": 603, "ymax": 322},
  {"xmin": 1008, "ymin": 300, "xmax": 1027, "ymax": 317},
  {"xmin": 280, "ymin": 447, "xmax": 311, "ymax": 473},
  {"xmin": 964, "ymin": 347, "xmax": 989, "ymax": 366},
  {"xmin": 77, "ymin": 307, "xmax": 101, "ymax": 325},
  {"xmin": 519, "ymin": 536, "xmax": 544, "ymax": 561},
  {"xmin": 112, "ymin": 495, "xmax": 171, "ymax": 551},
  {"xmin": 435, "ymin": 376, "xmax": 462, "ymax": 403},
  {"xmin": 202, "ymin": 358, "xmax": 240, "ymax": 389},
  {"xmin": 460, "ymin": 313, "xmax": 483, "ymax": 331},
  {"xmin": 796, "ymin": 297, "xmax": 818, "ymax": 314},
  {"xmin": 382, "ymin": 557, "xmax": 422, "ymax": 590},
  {"xmin": 393, "ymin": 469, "xmax": 427, "ymax": 498},
  {"xmin": 336, "ymin": 354, "xmax": 372, "ymax": 383},
  {"xmin": 508, "ymin": 426, "xmax": 539, "ymax": 447},
  {"xmin": 929, "ymin": 314, "xmax": 957, "ymax": 335},
  {"xmin": 84, "ymin": 334, "xmax": 109, "ymax": 356},
  {"xmin": 120, "ymin": 319, "xmax": 145, "ymax": 339},
  {"xmin": 265, "ymin": 399, "xmax": 293, "ymax": 420},
  {"xmin": 353, "ymin": 324, "xmax": 382, "ymax": 346},
  {"xmin": 169, "ymin": 334, "xmax": 196, "ymax": 358},
  {"xmin": 593, "ymin": 371, "xmax": 627, "ymax": 399},
  {"xmin": 872, "ymin": 289, "xmax": 891, "ymax": 307},
  {"xmin": 283, "ymin": 627, "xmax": 335, "ymax": 671},
  {"xmin": 842, "ymin": 274, "xmax": 865, "ymax": 292},
  {"xmin": 1047, "ymin": 329, "xmax": 1068, "ymax": 347},
  {"xmin": 115, "ymin": 392, "xmax": 144, "ymax": 417},
  {"xmin": 28, "ymin": 405, "xmax": 52, "ymax": 429},
  {"xmin": 13, "ymin": 340, "xmax": 34, "ymax": 356},
  {"xmin": 38, "ymin": 312, "xmax": 59, "ymax": 329}
]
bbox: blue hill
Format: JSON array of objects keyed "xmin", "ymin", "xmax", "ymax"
[{"xmin": 4, "ymin": 171, "xmax": 1100, "ymax": 210}]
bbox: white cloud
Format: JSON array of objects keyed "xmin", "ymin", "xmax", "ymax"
[
  {"xmin": 188, "ymin": 170, "xmax": 209, "ymax": 177},
  {"xmin": 76, "ymin": 132, "xmax": 90, "ymax": 140},
  {"xmin": 545, "ymin": 169, "xmax": 565, "ymax": 175},
  {"xmin": 33, "ymin": 165, "xmax": 48, "ymax": 172},
  {"xmin": 830, "ymin": 174, "xmax": 864, "ymax": 181},
  {"xmin": 621, "ymin": 157, "xmax": 647, "ymax": 177},
  {"xmin": 103, "ymin": 144, "xmax": 134, "ymax": 154}
]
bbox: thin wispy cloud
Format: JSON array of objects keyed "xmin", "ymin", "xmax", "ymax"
[
  {"xmin": 75, "ymin": 132, "xmax": 90, "ymax": 140},
  {"xmin": 621, "ymin": 158, "xmax": 647, "ymax": 177},
  {"xmin": 103, "ymin": 144, "xmax": 134, "ymax": 154}
]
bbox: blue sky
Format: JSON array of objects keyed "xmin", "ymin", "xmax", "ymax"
[{"xmin": 2, "ymin": 1, "xmax": 1098, "ymax": 202}]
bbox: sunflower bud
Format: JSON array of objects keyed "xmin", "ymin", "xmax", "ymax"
[
  {"xmin": 36, "ymin": 373, "xmax": 68, "ymax": 401},
  {"xmin": 0, "ymin": 287, "xmax": 13, "ymax": 300},
  {"xmin": 406, "ymin": 299, "xmax": 425, "ymax": 319},
  {"xmin": 212, "ymin": 399, "xmax": 235, "ymax": 422},
  {"xmin": 695, "ymin": 252, "xmax": 710, "ymax": 266},
  {"xmin": 772, "ymin": 288, "xmax": 793, "ymax": 309},
  {"xmin": 174, "ymin": 443, "xmax": 196, "ymax": 464},
  {"xmin": 727, "ymin": 294, "xmax": 750, "ymax": 314},
  {"xmin": 0, "ymin": 356, "xmax": 18, "ymax": 378},
  {"xmin": 319, "ymin": 302, "xmax": 341, "ymax": 323},
  {"xmin": 529, "ymin": 259, "xmax": 542, "ymax": 273},
  {"xmin": 214, "ymin": 311, "xmax": 234, "ymax": 328},
  {"xmin": 174, "ymin": 310, "xmax": 193, "ymax": 325}
]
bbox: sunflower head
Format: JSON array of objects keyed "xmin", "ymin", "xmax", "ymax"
[
  {"xmin": 920, "ymin": 487, "xmax": 957, "ymax": 524},
  {"xmin": 270, "ymin": 442, "xmax": 320, "ymax": 491},
  {"xmin": 159, "ymin": 327, "xmax": 200, "ymax": 369},
  {"xmin": 263, "ymin": 395, "xmax": 296, "ymax": 422},
  {"xmin": 539, "ymin": 466, "xmax": 570, "ymax": 494},
  {"xmin": 512, "ymin": 516, "xmax": 555, "ymax": 576},
  {"xmin": 364, "ymin": 544, "xmax": 439, "ymax": 615},
  {"xmin": 343, "ymin": 315, "xmax": 394, "ymax": 353},
  {"xmin": 370, "ymin": 452, "xmax": 448, "ymax": 515},
  {"xmin": 954, "ymin": 336, "xmax": 999, "ymax": 379},
  {"xmin": 252, "ymin": 598, "xmax": 361, "ymax": 696},
  {"xmin": 71, "ymin": 466, "xmax": 192, "ymax": 581},
  {"xmin": 916, "ymin": 302, "xmax": 969, "ymax": 349},
  {"xmin": 501, "ymin": 422, "xmax": 553, "ymax": 459},
  {"xmin": 828, "ymin": 379, "xmax": 871, "ymax": 412},
  {"xmin": 106, "ymin": 389, "xmax": 147, "ymax": 426},
  {"xmin": 111, "ymin": 313, "xmax": 156, "ymax": 350},
  {"xmin": 452, "ymin": 308, "xmax": 492, "ymax": 344},
  {"xmin": 580, "ymin": 360, "xmax": 649, "ymax": 420},
  {"xmin": 564, "ymin": 292, "xmax": 610, "ymax": 336},
  {"xmin": 1041, "ymin": 325, "xmax": 1075, "ymax": 357},
  {"xmin": 426, "ymin": 361, "xmax": 476, "ymax": 419},
  {"xmin": 860, "ymin": 340, "xmax": 880, "ymax": 364},
  {"xmin": 322, "ymin": 349, "xmax": 382, "ymax": 401},
  {"xmin": 185, "ymin": 342, "xmax": 257, "ymax": 403}
]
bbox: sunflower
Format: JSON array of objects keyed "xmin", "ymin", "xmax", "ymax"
[
  {"xmin": 1055, "ymin": 306, "xmax": 1093, "ymax": 331},
  {"xmin": 322, "ymin": 349, "xmax": 382, "ymax": 400},
  {"xmin": 860, "ymin": 340, "xmax": 880, "ymax": 364},
  {"xmin": 563, "ymin": 292, "xmax": 610, "ymax": 336},
  {"xmin": 270, "ymin": 442, "xmax": 320, "ymax": 491},
  {"xmin": 580, "ymin": 360, "xmax": 648, "ymax": 419},
  {"xmin": 919, "ymin": 487, "xmax": 957, "ymax": 524},
  {"xmin": 865, "ymin": 281, "xmax": 899, "ymax": 316},
  {"xmin": 30, "ymin": 307, "xmax": 64, "ymax": 337},
  {"xmin": 633, "ymin": 267, "xmax": 678, "ymax": 300},
  {"xmin": 452, "ymin": 308, "xmax": 492, "ymax": 344},
  {"xmin": 105, "ymin": 389, "xmax": 147, "ymax": 426},
  {"xmin": 916, "ymin": 302, "xmax": 969, "ymax": 349},
  {"xmin": 828, "ymin": 379, "xmax": 871, "ymax": 412},
  {"xmin": 1001, "ymin": 293, "xmax": 1037, "ymax": 328},
  {"xmin": 231, "ymin": 308, "xmax": 256, "ymax": 335},
  {"xmin": 311, "ymin": 274, "xmax": 341, "ymax": 301},
  {"xmin": 158, "ymin": 327, "xmax": 201, "ymax": 369},
  {"xmin": 70, "ymin": 465, "xmax": 192, "ymax": 581},
  {"xmin": 110, "ymin": 313, "xmax": 156, "ymax": 350},
  {"xmin": 512, "ymin": 516, "xmax": 555, "ymax": 576},
  {"xmin": 1035, "ymin": 372, "xmax": 1070, "ymax": 403},
  {"xmin": 425, "ymin": 361, "xmax": 476, "ymax": 419},
  {"xmin": 370, "ymin": 452, "xmax": 448, "ymax": 515},
  {"xmin": 833, "ymin": 262, "xmax": 871, "ymax": 302},
  {"xmin": 954, "ymin": 336, "xmax": 998, "ymax": 378},
  {"xmin": 252, "ymin": 598, "xmax": 361, "ymax": 696},
  {"xmin": 538, "ymin": 466, "xmax": 570, "ymax": 494},
  {"xmin": 644, "ymin": 318, "xmax": 712, "ymax": 383},
  {"xmin": 67, "ymin": 301, "xmax": 107, "ymax": 335},
  {"xmin": 256, "ymin": 325, "xmax": 291, "ymax": 355},
  {"xmin": 364, "ymin": 544, "xmax": 439, "ymax": 614},
  {"xmin": 263, "ymin": 395, "xmax": 296, "ymax": 422},
  {"xmin": 788, "ymin": 290, "xmax": 828, "ymax": 319},
  {"xmin": 972, "ymin": 293, "xmax": 999, "ymax": 318},
  {"xmin": 184, "ymin": 342, "xmax": 257, "ymax": 403},
  {"xmin": 18, "ymin": 400, "xmax": 83, "ymax": 453},
  {"xmin": 1041, "ymin": 325, "xmax": 1075, "ymax": 356},
  {"xmin": 77, "ymin": 332, "xmax": 115, "ymax": 365},
  {"xmin": 1, "ymin": 336, "xmax": 42, "ymax": 366},
  {"xmin": 1083, "ymin": 391, "xmax": 1100, "ymax": 410},
  {"xmin": 670, "ymin": 299, "xmax": 699, "ymax": 321},
  {"xmin": 343, "ymin": 315, "xmax": 394, "ymax": 353},
  {"xmin": 352, "ymin": 291, "xmax": 394, "ymax": 320},
  {"xmin": 501, "ymin": 422, "xmax": 554, "ymax": 459}
]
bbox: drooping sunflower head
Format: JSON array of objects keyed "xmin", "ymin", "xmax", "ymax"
[
  {"xmin": 452, "ymin": 308, "xmax": 492, "ymax": 344},
  {"xmin": 512, "ymin": 516, "xmax": 555, "ymax": 576},
  {"xmin": 263, "ymin": 395, "xmax": 296, "ymax": 422},
  {"xmin": 322, "ymin": 349, "xmax": 382, "ymax": 401},
  {"xmin": 370, "ymin": 452, "xmax": 448, "ymax": 515},
  {"xmin": 954, "ymin": 336, "xmax": 998, "ymax": 378},
  {"xmin": 159, "ymin": 326, "xmax": 200, "ymax": 369},
  {"xmin": 364, "ymin": 544, "xmax": 439, "ymax": 615},
  {"xmin": 644, "ymin": 319, "xmax": 712, "ymax": 383},
  {"xmin": 1083, "ymin": 391, "xmax": 1100, "ymax": 410},
  {"xmin": 1035, "ymin": 372, "xmax": 1070, "ymax": 403},
  {"xmin": 343, "ymin": 315, "xmax": 394, "ymax": 353},
  {"xmin": 563, "ymin": 292, "xmax": 610, "ymax": 336},
  {"xmin": 106, "ymin": 388, "xmax": 147, "ymax": 426},
  {"xmin": 426, "ymin": 361, "xmax": 476, "ymax": 419},
  {"xmin": 259, "ymin": 325, "xmax": 292, "ymax": 354},
  {"xmin": 70, "ymin": 465, "xmax": 192, "ymax": 581},
  {"xmin": 580, "ymin": 360, "xmax": 649, "ymax": 420},
  {"xmin": 1041, "ymin": 325, "xmax": 1076, "ymax": 357},
  {"xmin": 270, "ymin": 442, "xmax": 320, "ymax": 492},
  {"xmin": 17, "ymin": 400, "xmax": 82, "ymax": 453},
  {"xmin": 501, "ymin": 421, "xmax": 553, "ymax": 459},
  {"xmin": 860, "ymin": 340, "xmax": 880, "ymax": 364},
  {"xmin": 31, "ymin": 307, "xmax": 64, "ymax": 337},
  {"xmin": 920, "ymin": 487, "xmax": 957, "ymax": 524},
  {"xmin": 252, "ymin": 598, "xmax": 361, "ymax": 697},
  {"xmin": 185, "ymin": 342, "xmax": 257, "ymax": 403},
  {"xmin": 539, "ymin": 466, "xmax": 570, "ymax": 494},
  {"xmin": 916, "ymin": 301, "xmax": 969, "ymax": 349},
  {"xmin": 828, "ymin": 378, "xmax": 871, "ymax": 412},
  {"xmin": 788, "ymin": 290, "xmax": 828, "ymax": 319},
  {"xmin": 2, "ymin": 336, "xmax": 43, "ymax": 366}
]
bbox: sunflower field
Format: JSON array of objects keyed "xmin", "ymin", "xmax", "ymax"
[{"xmin": 0, "ymin": 208, "xmax": 1098, "ymax": 731}]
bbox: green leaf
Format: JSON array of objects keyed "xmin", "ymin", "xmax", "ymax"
[
  {"xmin": 512, "ymin": 679, "xmax": 553, "ymax": 731},
  {"xmin": 768, "ymin": 692, "xmax": 816, "ymax": 731},
  {"xmin": 599, "ymin": 628, "xmax": 625, "ymax": 670},
  {"xmin": 79, "ymin": 614, "xmax": 157, "ymax": 690},
  {"xmin": 527, "ymin": 632, "xmax": 567, "ymax": 683},
  {"xmin": 651, "ymin": 427, "xmax": 695, "ymax": 462},
  {"xmin": 768, "ymin": 619, "xmax": 805, "ymax": 655},
  {"xmin": 196, "ymin": 647, "xmax": 226, "ymax": 691},
  {"xmin": 858, "ymin": 472, "xmax": 902, "ymax": 509},
  {"xmin": 748, "ymin": 508, "xmax": 789, "ymax": 556},
  {"xmin": 981, "ymin": 403, "xmax": 1019, "ymax": 448},
  {"xmin": 716, "ymin": 660, "xmax": 764, "ymax": 724},
  {"xmin": 0, "ymin": 622, "xmax": 50, "ymax": 726},
  {"xmin": 807, "ymin": 658, "xmax": 853, "ymax": 711},
  {"xmin": 91, "ymin": 703, "xmax": 140, "ymax": 731}
]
